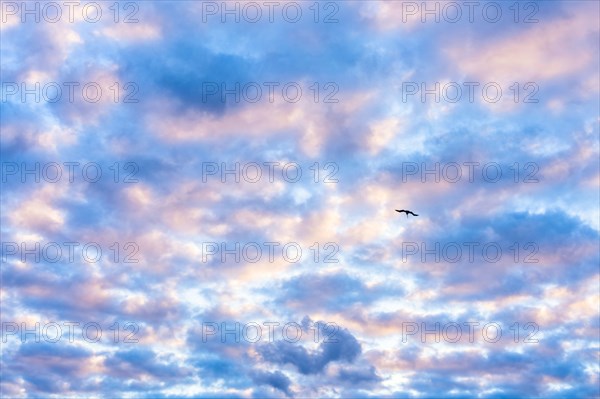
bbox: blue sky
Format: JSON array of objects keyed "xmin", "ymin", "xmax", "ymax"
[{"xmin": 1, "ymin": 1, "xmax": 599, "ymax": 397}]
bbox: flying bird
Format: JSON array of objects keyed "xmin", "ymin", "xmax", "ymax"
[{"xmin": 396, "ymin": 209, "xmax": 418, "ymax": 217}]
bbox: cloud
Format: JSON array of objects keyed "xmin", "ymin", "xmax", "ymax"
[
  {"xmin": 250, "ymin": 370, "xmax": 293, "ymax": 397},
  {"xmin": 275, "ymin": 271, "xmax": 404, "ymax": 312},
  {"xmin": 2, "ymin": 0, "xmax": 598, "ymax": 397},
  {"xmin": 259, "ymin": 323, "xmax": 362, "ymax": 374}
]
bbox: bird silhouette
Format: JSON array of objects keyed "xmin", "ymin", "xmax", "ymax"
[{"xmin": 396, "ymin": 209, "xmax": 418, "ymax": 217}]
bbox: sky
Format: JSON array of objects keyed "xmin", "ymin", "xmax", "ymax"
[{"xmin": 1, "ymin": 0, "xmax": 599, "ymax": 397}]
